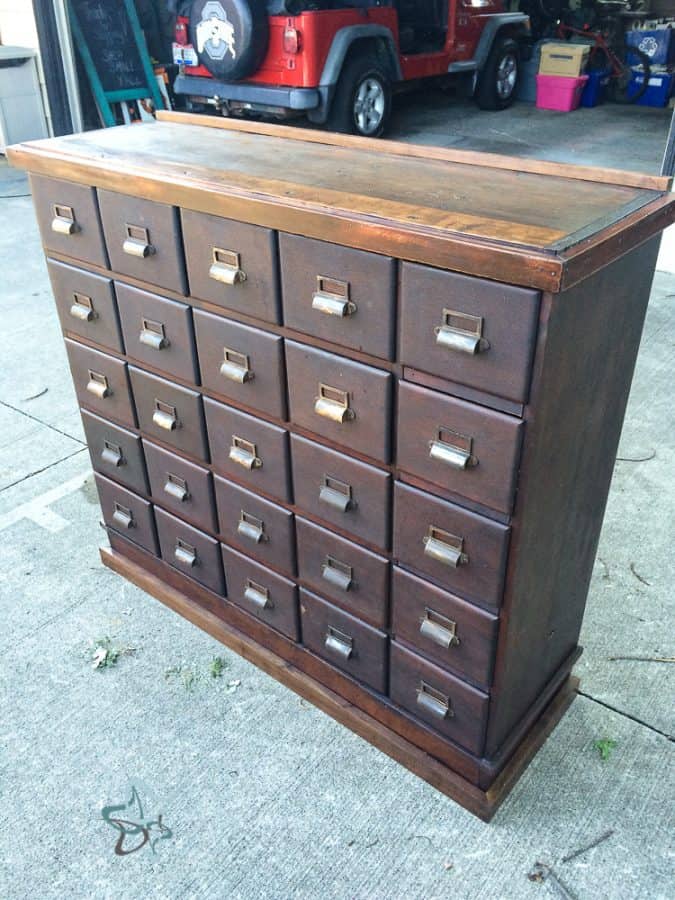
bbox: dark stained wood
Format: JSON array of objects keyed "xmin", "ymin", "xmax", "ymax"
[
  {"xmin": 221, "ymin": 543, "xmax": 300, "ymax": 641},
  {"xmin": 65, "ymin": 338, "xmax": 136, "ymax": 427},
  {"xmin": 116, "ymin": 283, "xmax": 199, "ymax": 384},
  {"xmin": 402, "ymin": 367, "xmax": 525, "ymax": 419},
  {"xmin": 279, "ymin": 232, "xmax": 396, "ymax": 360},
  {"xmin": 129, "ymin": 366, "xmax": 208, "ymax": 461},
  {"xmin": 95, "ymin": 474, "xmax": 158, "ymax": 555},
  {"xmin": 391, "ymin": 567, "xmax": 498, "ymax": 690},
  {"xmin": 143, "ymin": 439, "xmax": 217, "ymax": 533},
  {"xmin": 290, "ymin": 434, "xmax": 391, "ymax": 551},
  {"xmin": 48, "ymin": 259, "xmax": 123, "ymax": 352},
  {"xmin": 396, "ymin": 382, "xmax": 524, "ymax": 516},
  {"xmin": 29, "ymin": 173, "xmax": 108, "ymax": 267},
  {"xmin": 485, "ymin": 237, "xmax": 661, "ymax": 756},
  {"xmin": 389, "ymin": 641, "xmax": 489, "ymax": 756},
  {"xmin": 181, "ymin": 209, "xmax": 280, "ymax": 323},
  {"xmin": 285, "ymin": 341, "xmax": 393, "ymax": 463},
  {"xmin": 214, "ymin": 474, "xmax": 296, "ymax": 576},
  {"xmin": 82, "ymin": 409, "xmax": 148, "ymax": 494},
  {"xmin": 399, "ymin": 263, "xmax": 541, "ymax": 405},
  {"xmin": 154, "ymin": 506, "xmax": 224, "ymax": 595},
  {"xmin": 299, "ymin": 588, "xmax": 388, "ymax": 694},
  {"xmin": 98, "ymin": 189, "xmax": 187, "ymax": 294},
  {"xmin": 295, "ymin": 517, "xmax": 389, "ymax": 629}
]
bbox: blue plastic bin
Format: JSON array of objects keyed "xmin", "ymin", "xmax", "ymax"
[
  {"xmin": 626, "ymin": 28, "xmax": 675, "ymax": 67},
  {"xmin": 581, "ymin": 68, "xmax": 611, "ymax": 107},
  {"xmin": 627, "ymin": 69, "xmax": 674, "ymax": 107}
]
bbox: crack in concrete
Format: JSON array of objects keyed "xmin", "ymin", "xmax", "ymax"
[
  {"xmin": 0, "ymin": 447, "xmax": 88, "ymax": 494},
  {"xmin": 0, "ymin": 399, "xmax": 86, "ymax": 446},
  {"xmin": 577, "ymin": 689, "xmax": 674, "ymax": 743}
]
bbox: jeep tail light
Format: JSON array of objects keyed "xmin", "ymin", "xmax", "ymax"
[
  {"xmin": 175, "ymin": 17, "xmax": 188, "ymax": 46},
  {"xmin": 283, "ymin": 27, "xmax": 300, "ymax": 55}
]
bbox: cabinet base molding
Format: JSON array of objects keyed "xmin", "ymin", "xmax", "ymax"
[{"xmin": 100, "ymin": 538, "xmax": 578, "ymax": 822}]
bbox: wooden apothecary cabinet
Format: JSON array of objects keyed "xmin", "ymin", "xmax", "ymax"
[{"xmin": 9, "ymin": 113, "xmax": 674, "ymax": 820}]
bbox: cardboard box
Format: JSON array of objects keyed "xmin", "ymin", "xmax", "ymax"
[{"xmin": 539, "ymin": 43, "xmax": 590, "ymax": 77}]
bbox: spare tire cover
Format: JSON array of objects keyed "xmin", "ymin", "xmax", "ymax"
[{"xmin": 189, "ymin": 0, "xmax": 269, "ymax": 81}]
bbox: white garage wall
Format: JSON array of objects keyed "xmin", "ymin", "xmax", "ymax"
[{"xmin": 0, "ymin": 0, "xmax": 52, "ymax": 135}]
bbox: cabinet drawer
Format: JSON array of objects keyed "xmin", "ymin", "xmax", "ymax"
[
  {"xmin": 94, "ymin": 473, "xmax": 157, "ymax": 554},
  {"xmin": 285, "ymin": 341, "xmax": 392, "ymax": 463},
  {"xmin": 143, "ymin": 440, "xmax": 216, "ymax": 532},
  {"xmin": 214, "ymin": 475, "xmax": 295, "ymax": 575},
  {"xmin": 98, "ymin": 190, "xmax": 186, "ymax": 293},
  {"xmin": 155, "ymin": 507, "xmax": 224, "ymax": 595},
  {"xmin": 299, "ymin": 589, "xmax": 388, "ymax": 693},
  {"xmin": 397, "ymin": 382, "xmax": 524, "ymax": 515},
  {"xmin": 279, "ymin": 233, "xmax": 395, "ymax": 360},
  {"xmin": 296, "ymin": 518, "xmax": 388, "ymax": 629},
  {"xmin": 30, "ymin": 174, "xmax": 107, "ymax": 267},
  {"xmin": 221, "ymin": 544, "xmax": 299, "ymax": 641},
  {"xmin": 129, "ymin": 367, "xmax": 207, "ymax": 460},
  {"xmin": 290, "ymin": 435, "xmax": 390, "ymax": 551},
  {"xmin": 182, "ymin": 210, "xmax": 280, "ymax": 323},
  {"xmin": 389, "ymin": 642, "xmax": 488, "ymax": 755},
  {"xmin": 391, "ymin": 567, "xmax": 498, "ymax": 689},
  {"xmin": 65, "ymin": 339, "xmax": 135, "ymax": 426},
  {"xmin": 82, "ymin": 410, "xmax": 147, "ymax": 494},
  {"xmin": 116, "ymin": 283, "xmax": 198, "ymax": 383},
  {"xmin": 399, "ymin": 263, "xmax": 540, "ymax": 404},
  {"xmin": 204, "ymin": 397, "xmax": 291, "ymax": 502},
  {"xmin": 393, "ymin": 482, "xmax": 509, "ymax": 610},
  {"xmin": 193, "ymin": 310, "xmax": 286, "ymax": 419},
  {"xmin": 48, "ymin": 259, "xmax": 122, "ymax": 352}
]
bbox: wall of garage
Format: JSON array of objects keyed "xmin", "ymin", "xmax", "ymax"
[{"xmin": 0, "ymin": 0, "xmax": 52, "ymax": 135}]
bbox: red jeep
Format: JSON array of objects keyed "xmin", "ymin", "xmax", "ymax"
[{"xmin": 173, "ymin": 1, "xmax": 530, "ymax": 137}]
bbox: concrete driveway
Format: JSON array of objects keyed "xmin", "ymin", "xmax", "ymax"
[{"xmin": 1, "ymin": 98, "xmax": 673, "ymax": 899}]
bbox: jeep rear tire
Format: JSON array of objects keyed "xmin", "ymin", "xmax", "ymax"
[
  {"xmin": 189, "ymin": 0, "xmax": 269, "ymax": 82},
  {"xmin": 325, "ymin": 54, "xmax": 392, "ymax": 138},
  {"xmin": 475, "ymin": 37, "xmax": 520, "ymax": 111}
]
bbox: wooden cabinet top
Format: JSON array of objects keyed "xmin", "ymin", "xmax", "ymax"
[{"xmin": 8, "ymin": 111, "xmax": 675, "ymax": 292}]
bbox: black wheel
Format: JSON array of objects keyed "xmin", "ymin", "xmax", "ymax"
[
  {"xmin": 189, "ymin": 0, "xmax": 269, "ymax": 82},
  {"xmin": 610, "ymin": 45, "xmax": 651, "ymax": 104},
  {"xmin": 325, "ymin": 54, "xmax": 392, "ymax": 137},
  {"xmin": 475, "ymin": 37, "xmax": 520, "ymax": 111}
]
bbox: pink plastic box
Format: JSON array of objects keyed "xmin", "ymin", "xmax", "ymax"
[{"xmin": 536, "ymin": 74, "xmax": 589, "ymax": 111}]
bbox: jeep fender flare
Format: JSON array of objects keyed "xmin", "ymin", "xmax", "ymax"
[
  {"xmin": 308, "ymin": 25, "xmax": 401, "ymax": 123},
  {"xmin": 472, "ymin": 13, "xmax": 530, "ymax": 72}
]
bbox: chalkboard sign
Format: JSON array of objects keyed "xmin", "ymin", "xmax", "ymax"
[{"xmin": 68, "ymin": 0, "xmax": 164, "ymax": 126}]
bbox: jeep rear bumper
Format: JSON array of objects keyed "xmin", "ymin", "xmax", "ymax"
[{"xmin": 174, "ymin": 74, "xmax": 321, "ymax": 111}]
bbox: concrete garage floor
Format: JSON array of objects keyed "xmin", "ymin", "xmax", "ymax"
[{"xmin": 1, "ymin": 98, "xmax": 674, "ymax": 899}]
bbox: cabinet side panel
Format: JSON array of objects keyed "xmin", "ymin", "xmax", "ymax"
[{"xmin": 485, "ymin": 237, "xmax": 661, "ymax": 756}]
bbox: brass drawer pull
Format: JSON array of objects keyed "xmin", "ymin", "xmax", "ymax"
[
  {"xmin": 419, "ymin": 609, "xmax": 459, "ymax": 650},
  {"xmin": 321, "ymin": 555, "xmax": 353, "ymax": 592},
  {"xmin": 314, "ymin": 383, "xmax": 355, "ymax": 424},
  {"xmin": 428, "ymin": 428, "xmax": 476, "ymax": 470},
  {"xmin": 416, "ymin": 681, "xmax": 453, "ymax": 720},
  {"xmin": 319, "ymin": 475, "xmax": 354, "ymax": 513},
  {"xmin": 174, "ymin": 538, "xmax": 197, "ymax": 568},
  {"xmin": 244, "ymin": 578, "xmax": 272, "ymax": 610},
  {"xmin": 164, "ymin": 472, "xmax": 189, "ymax": 502},
  {"xmin": 229, "ymin": 435, "xmax": 262, "ymax": 470},
  {"xmin": 237, "ymin": 510, "xmax": 267, "ymax": 544},
  {"xmin": 220, "ymin": 347, "xmax": 254, "ymax": 384},
  {"xmin": 123, "ymin": 224, "xmax": 154, "ymax": 258},
  {"xmin": 51, "ymin": 204, "xmax": 79, "ymax": 236},
  {"xmin": 112, "ymin": 501, "xmax": 134, "ymax": 529},
  {"xmin": 70, "ymin": 292, "xmax": 96, "ymax": 322},
  {"xmin": 325, "ymin": 626, "xmax": 353, "ymax": 660},
  {"xmin": 422, "ymin": 526, "xmax": 468, "ymax": 568},
  {"xmin": 434, "ymin": 309, "xmax": 489, "ymax": 355},
  {"xmin": 152, "ymin": 399, "xmax": 178, "ymax": 432},
  {"xmin": 209, "ymin": 248, "xmax": 246, "ymax": 285},
  {"xmin": 101, "ymin": 440, "xmax": 124, "ymax": 468},
  {"xmin": 139, "ymin": 318, "xmax": 169, "ymax": 351},
  {"xmin": 86, "ymin": 370, "xmax": 111, "ymax": 400},
  {"xmin": 312, "ymin": 276, "xmax": 356, "ymax": 318}
]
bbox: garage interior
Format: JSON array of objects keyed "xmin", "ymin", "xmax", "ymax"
[{"xmin": 1, "ymin": 2, "xmax": 674, "ymax": 898}]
